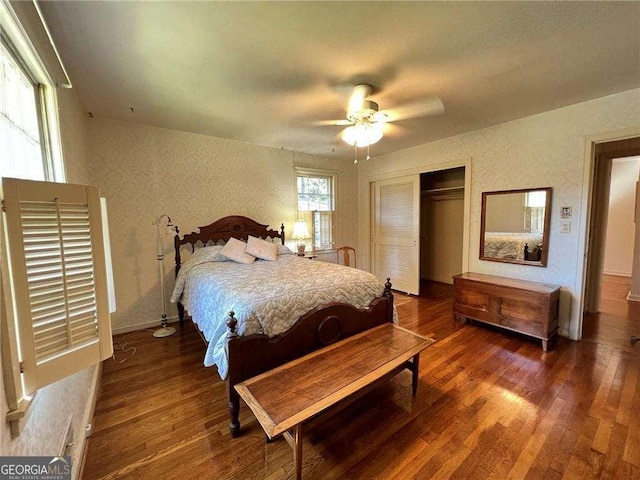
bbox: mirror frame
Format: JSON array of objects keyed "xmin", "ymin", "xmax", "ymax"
[{"xmin": 479, "ymin": 187, "xmax": 552, "ymax": 267}]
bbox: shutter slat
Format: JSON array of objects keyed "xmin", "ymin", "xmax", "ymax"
[
  {"xmin": 34, "ymin": 322, "xmax": 67, "ymax": 340},
  {"xmin": 68, "ymin": 305, "xmax": 96, "ymax": 319},
  {"xmin": 27, "ymin": 271, "xmax": 63, "ymax": 285},
  {"xmin": 66, "ymin": 275, "xmax": 94, "ymax": 288},
  {"xmin": 69, "ymin": 313, "xmax": 96, "ymax": 330},
  {"xmin": 32, "ymin": 309, "xmax": 66, "ymax": 326},
  {"xmin": 70, "ymin": 320, "xmax": 97, "ymax": 335},
  {"xmin": 36, "ymin": 340, "xmax": 70, "ymax": 359},
  {"xmin": 30, "ymin": 292, "xmax": 65, "ymax": 309},
  {"xmin": 31, "ymin": 299, "xmax": 65, "ymax": 316}
]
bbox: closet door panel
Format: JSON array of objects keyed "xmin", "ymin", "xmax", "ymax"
[{"xmin": 371, "ymin": 175, "xmax": 420, "ymax": 295}]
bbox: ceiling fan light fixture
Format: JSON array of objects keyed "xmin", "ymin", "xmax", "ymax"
[{"xmin": 342, "ymin": 122, "xmax": 383, "ymax": 147}]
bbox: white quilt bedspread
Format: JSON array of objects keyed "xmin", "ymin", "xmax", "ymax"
[
  {"xmin": 483, "ymin": 232, "xmax": 543, "ymax": 260},
  {"xmin": 170, "ymin": 254, "xmax": 388, "ymax": 379}
]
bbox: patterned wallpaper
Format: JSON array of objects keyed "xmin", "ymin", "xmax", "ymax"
[
  {"xmin": 358, "ymin": 88, "xmax": 640, "ymax": 340},
  {"xmin": 86, "ymin": 119, "xmax": 358, "ymax": 332},
  {"xmin": 1, "ymin": 85, "xmax": 97, "ymax": 480}
]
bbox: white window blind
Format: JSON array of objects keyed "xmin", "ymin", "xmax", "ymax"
[{"xmin": 3, "ymin": 178, "xmax": 113, "ymax": 394}]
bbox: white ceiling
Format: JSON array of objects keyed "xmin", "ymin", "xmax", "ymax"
[{"xmin": 40, "ymin": 1, "xmax": 640, "ymax": 160}]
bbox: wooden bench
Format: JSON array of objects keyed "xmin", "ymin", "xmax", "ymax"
[{"xmin": 234, "ymin": 323, "xmax": 434, "ymax": 479}]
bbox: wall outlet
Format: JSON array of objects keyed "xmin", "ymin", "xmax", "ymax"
[{"xmin": 560, "ymin": 221, "xmax": 571, "ymax": 233}]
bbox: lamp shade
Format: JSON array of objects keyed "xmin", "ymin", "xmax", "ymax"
[
  {"xmin": 291, "ymin": 220, "xmax": 310, "ymax": 240},
  {"xmin": 342, "ymin": 122, "xmax": 383, "ymax": 147}
]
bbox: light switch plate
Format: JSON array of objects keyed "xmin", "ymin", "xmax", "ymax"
[{"xmin": 560, "ymin": 221, "xmax": 571, "ymax": 233}]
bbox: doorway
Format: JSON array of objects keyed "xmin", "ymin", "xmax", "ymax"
[
  {"xmin": 420, "ymin": 167, "xmax": 465, "ymax": 295},
  {"xmin": 582, "ymin": 137, "xmax": 640, "ymax": 350}
]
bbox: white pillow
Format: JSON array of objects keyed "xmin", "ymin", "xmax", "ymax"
[
  {"xmin": 195, "ymin": 245, "xmax": 228, "ymax": 260},
  {"xmin": 221, "ymin": 237, "xmax": 256, "ymax": 264},
  {"xmin": 246, "ymin": 235, "xmax": 278, "ymax": 261},
  {"xmin": 276, "ymin": 244, "xmax": 294, "ymax": 256}
]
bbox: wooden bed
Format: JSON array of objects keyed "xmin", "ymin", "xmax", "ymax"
[{"xmin": 173, "ymin": 215, "xmax": 395, "ymax": 437}]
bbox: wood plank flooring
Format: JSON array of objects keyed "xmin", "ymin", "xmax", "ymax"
[
  {"xmin": 82, "ymin": 283, "xmax": 639, "ymax": 479},
  {"xmin": 583, "ymin": 274, "xmax": 640, "ymax": 354}
]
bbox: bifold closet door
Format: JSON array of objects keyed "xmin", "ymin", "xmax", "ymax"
[{"xmin": 371, "ymin": 175, "xmax": 420, "ymax": 295}]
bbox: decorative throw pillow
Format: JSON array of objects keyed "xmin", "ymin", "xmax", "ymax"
[
  {"xmin": 246, "ymin": 235, "xmax": 278, "ymax": 261},
  {"xmin": 221, "ymin": 237, "xmax": 256, "ymax": 264},
  {"xmin": 276, "ymin": 244, "xmax": 295, "ymax": 256}
]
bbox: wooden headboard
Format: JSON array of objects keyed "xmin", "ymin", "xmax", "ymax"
[{"xmin": 174, "ymin": 215, "xmax": 285, "ymax": 274}]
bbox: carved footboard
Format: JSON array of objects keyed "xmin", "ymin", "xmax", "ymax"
[{"xmin": 225, "ymin": 279, "xmax": 394, "ymax": 437}]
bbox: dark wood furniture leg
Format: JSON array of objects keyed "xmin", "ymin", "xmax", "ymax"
[
  {"xmin": 412, "ymin": 353, "xmax": 420, "ymax": 396},
  {"xmin": 293, "ymin": 424, "xmax": 303, "ymax": 480},
  {"xmin": 227, "ymin": 382, "xmax": 241, "ymax": 437},
  {"xmin": 177, "ymin": 302, "xmax": 185, "ymax": 328}
]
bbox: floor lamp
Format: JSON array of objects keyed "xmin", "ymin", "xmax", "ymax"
[{"xmin": 153, "ymin": 214, "xmax": 176, "ymax": 338}]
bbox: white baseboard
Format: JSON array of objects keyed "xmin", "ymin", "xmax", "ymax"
[
  {"xmin": 112, "ymin": 315, "xmax": 179, "ymax": 335},
  {"xmin": 602, "ymin": 269, "xmax": 632, "ymax": 277},
  {"xmin": 627, "ymin": 292, "xmax": 640, "ymax": 303},
  {"xmin": 75, "ymin": 362, "xmax": 102, "ymax": 480}
]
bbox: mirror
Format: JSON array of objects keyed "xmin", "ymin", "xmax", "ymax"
[{"xmin": 480, "ymin": 187, "xmax": 552, "ymax": 266}]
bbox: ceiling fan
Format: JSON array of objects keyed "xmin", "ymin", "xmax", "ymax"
[{"xmin": 321, "ymin": 84, "xmax": 445, "ymax": 163}]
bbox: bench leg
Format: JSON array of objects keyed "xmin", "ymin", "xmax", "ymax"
[
  {"xmin": 412, "ymin": 353, "xmax": 420, "ymax": 396},
  {"xmin": 293, "ymin": 424, "xmax": 303, "ymax": 480}
]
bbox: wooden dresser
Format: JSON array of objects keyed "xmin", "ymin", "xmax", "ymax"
[{"xmin": 453, "ymin": 272, "xmax": 561, "ymax": 351}]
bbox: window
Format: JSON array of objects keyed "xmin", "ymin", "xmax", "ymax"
[
  {"xmin": 295, "ymin": 168, "xmax": 336, "ymax": 250},
  {"xmin": 524, "ymin": 191, "xmax": 546, "ymax": 233},
  {"xmin": 0, "ymin": 3, "xmax": 65, "ymax": 183},
  {"xmin": 0, "ymin": 41, "xmax": 46, "ymax": 180}
]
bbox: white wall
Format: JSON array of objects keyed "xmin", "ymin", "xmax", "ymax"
[
  {"xmin": 420, "ymin": 195, "xmax": 464, "ymax": 284},
  {"xmin": 358, "ymin": 89, "xmax": 640, "ymax": 340},
  {"xmin": 603, "ymin": 156, "xmax": 640, "ymax": 276},
  {"xmin": 86, "ymin": 118, "xmax": 358, "ymax": 332}
]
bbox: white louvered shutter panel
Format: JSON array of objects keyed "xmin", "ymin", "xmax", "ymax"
[
  {"xmin": 3, "ymin": 178, "xmax": 113, "ymax": 394},
  {"xmin": 371, "ymin": 175, "xmax": 420, "ymax": 295},
  {"xmin": 313, "ymin": 211, "xmax": 333, "ymax": 249}
]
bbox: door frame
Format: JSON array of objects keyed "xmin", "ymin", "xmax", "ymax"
[
  {"xmin": 365, "ymin": 157, "xmax": 472, "ymax": 280},
  {"xmin": 576, "ymin": 126, "xmax": 640, "ymax": 339}
]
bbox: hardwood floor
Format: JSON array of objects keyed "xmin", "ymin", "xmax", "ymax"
[
  {"xmin": 583, "ymin": 274, "xmax": 640, "ymax": 354},
  {"xmin": 83, "ymin": 285, "xmax": 639, "ymax": 479}
]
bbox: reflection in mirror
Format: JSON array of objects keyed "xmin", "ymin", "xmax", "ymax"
[{"xmin": 480, "ymin": 187, "xmax": 552, "ymax": 266}]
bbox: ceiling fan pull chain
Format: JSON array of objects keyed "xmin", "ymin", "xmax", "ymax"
[
  {"xmin": 366, "ymin": 144, "xmax": 371, "ymax": 161},
  {"xmin": 354, "ymin": 144, "xmax": 358, "ymax": 164}
]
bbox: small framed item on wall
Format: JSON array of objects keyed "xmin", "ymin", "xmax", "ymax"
[{"xmin": 561, "ymin": 206, "xmax": 572, "ymax": 219}]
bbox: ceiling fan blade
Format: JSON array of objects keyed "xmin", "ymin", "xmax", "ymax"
[
  {"xmin": 311, "ymin": 119, "xmax": 353, "ymax": 127},
  {"xmin": 381, "ymin": 122, "xmax": 406, "ymax": 137},
  {"xmin": 381, "ymin": 95, "xmax": 445, "ymax": 122}
]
